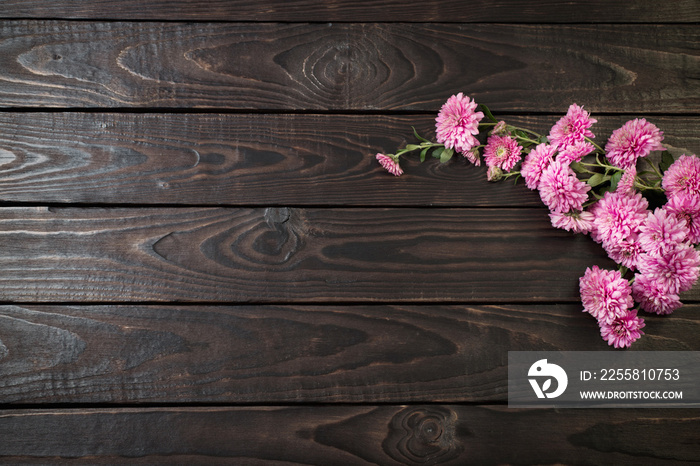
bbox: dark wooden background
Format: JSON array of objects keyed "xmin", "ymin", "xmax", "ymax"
[{"xmin": 1, "ymin": 1, "xmax": 699, "ymax": 463}]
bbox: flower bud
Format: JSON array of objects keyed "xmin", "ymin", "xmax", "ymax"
[
  {"xmin": 376, "ymin": 153, "xmax": 403, "ymax": 176},
  {"xmin": 464, "ymin": 147, "xmax": 481, "ymax": 166},
  {"xmin": 487, "ymin": 166, "xmax": 504, "ymax": 182},
  {"xmin": 490, "ymin": 120, "xmax": 508, "ymax": 136}
]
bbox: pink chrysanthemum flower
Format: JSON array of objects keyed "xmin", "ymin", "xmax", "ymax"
[
  {"xmin": 548, "ymin": 103, "xmax": 597, "ymax": 150},
  {"xmin": 637, "ymin": 244, "xmax": 700, "ymax": 294},
  {"xmin": 521, "ymin": 143, "xmax": 555, "ymax": 190},
  {"xmin": 579, "ymin": 266, "xmax": 634, "ymax": 324},
  {"xmin": 435, "ymin": 93, "xmax": 484, "ymax": 154},
  {"xmin": 605, "ymin": 118, "xmax": 664, "ymax": 169},
  {"xmin": 376, "ymin": 153, "xmax": 403, "ymax": 176},
  {"xmin": 538, "ymin": 160, "xmax": 591, "ymax": 213},
  {"xmin": 615, "ymin": 166, "xmax": 637, "ymax": 195},
  {"xmin": 557, "ymin": 141, "xmax": 595, "ymax": 165},
  {"xmin": 638, "ymin": 207, "xmax": 688, "ymax": 256},
  {"xmin": 666, "ymin": 194, "xmax": 700, "ymax": 244},
  {"xmin": 590, "ymin": 191, "xmax": 649, "ymax": 246},
  {"xmin": 549, "ymin": 210, "xmax": 594, "ymax": 234},
  {"xmin": 662, "ymin": 154, "xmax": 700, "ymax": 200},
  {"xmin": 632, "ymin": 273, "xmax": 682, "ymax": 315},
  {"xmin": 599, "ymin": 310, "xmax": 645, "ymax": 349},
  {"xmin": 603, "ymin": 234, "xmax": 644, "ymax": 271},
  {"xmin": 483, "ymin": 134, "xmax": 522, "ymax": 171}
]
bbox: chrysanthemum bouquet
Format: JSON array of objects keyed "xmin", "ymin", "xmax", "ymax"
[{"xmin": 375, "ymin": 93, "xmax": 700, "ymax": 348}]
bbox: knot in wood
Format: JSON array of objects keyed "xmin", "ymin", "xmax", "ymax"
[
  {"xmin": 241, "ymin": 207, "xmax": 301, "ymax": 265},
  {"xmin": 416, "ymin": 417, "xmax": 443, "ymax": 444},
  {"xmin": 291, "ymin": 31, "xmax": 383, "ymax": 103},
  {"xmin": 264, "ymin": 207, "xmax": 291, "ymax": 227},
  {"xmin": 384, "ymin": 406, "xmax": 463, "ymax": 465}
]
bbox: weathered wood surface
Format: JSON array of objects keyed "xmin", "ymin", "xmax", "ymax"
[
  {"xmin": 0, "ymin": 206, "xmax": 628, "ymax": 303},
  {"xmin": 2, "ymin": 0, "xmax": 699, "ymax": 23},
  {"xmin": 0, "ymin": 22, "xmax": 697, "ymax": 112},
  {"xmin": 1, "ymin": 304, "xmax": 698, "ymax": 404},
  {"xmin": 1, "ymin": 406, "xmax": 698, "ymax": 464},
  {"xmin": 1, "ymin": 4, "xmax": 698, "ymax": 463},
  {"xmin": 0, "ymin": 113, "xmax": 697, "ymax": 206}
]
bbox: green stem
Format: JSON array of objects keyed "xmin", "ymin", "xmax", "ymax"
[
  {"xmin": 508, "ymin": 125, "xmax": 543, "ymax": 139},
  {"xmin": 514, "ymin": 135, "xmax": 540, "ymax": 146},
  {"xmin": 573, "ymin": 165, "xmax": 598, "ymax": 175},
  {"xmin": 578, "ymin": 160, "xmax": 624, "ymax": 173},
  {"xmin": 396, "ymin": 142, "xmax": 443, "ymax": 157},
  {"xmin": 585, "ymin": 136, "xmax": 605, "ymax": 154},
  {"xmin": 643, "ymin": 157, "xmax": 664, "ymax": 179},
  {"xmin": 634, "ymin": 183, "xmax": 665, "ymax": 193}
]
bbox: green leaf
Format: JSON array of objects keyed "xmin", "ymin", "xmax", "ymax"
[
  {"xmin": 587, "ymin": 173, "xmax": 609, "ymax": 187},
  {"xmin": 440, "ymin": 147, "xmax": 454, "ymax": 163},
  {"xmin": 480, "ymin": 104, "xmax": 498, "ymax": 123},
  {"xmin": 569, "ymin": 162, "xmax": 586, "ymax": 173},
  {"xmin": 609, "ymin": 171, "xmax": 623, "ymax": 191},
  {"xmin": 596, "ymin": 183, "xmax": 616, "ymax": 196},
  {"xmin": 412, "ymin": 126, "xmax": 430, "ymax": 143},
  {"xmin": 420, "ymin": 147, "xmax": 429, "ymax": 162},
  {"xmin": 432, "ymin": 148, "xmax": 444, "ymax": 159},
  {"xmin": 659, "ymin": 150, "xmax": 675, "ymax": 174},
  {"xmin": 404, "ymin": 144, "xmax": 421, "ymax": 151}
]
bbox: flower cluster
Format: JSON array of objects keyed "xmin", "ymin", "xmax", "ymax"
[{"xmin": 375, "ymin": 93, "xmax": 700, "ymax": 348}]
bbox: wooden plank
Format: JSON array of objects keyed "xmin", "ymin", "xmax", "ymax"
[
  {"xmin": 0, "ymin": 406, "xmax": 698, "ymax": 464},
  {"xmin": 2, "ymin": 0, "xmax": 698, "ymax": 23},
  {"xmin": 1, "ymin": 113, "xmax": 697, "ymax": 206},
  {"xmin": 0, "ymin": 22, "xmax": 697, "ymax": 111},
  {"xmin": 0, "ymin": 112, "xmax": 538, "ymax": 207},
  {"xmin": 1, "ymin": 304, "xmax": 698, "ymax": 404},
  {"xmin": 0, "ymin": 206, "xmax": 628, "ymax": 303}
]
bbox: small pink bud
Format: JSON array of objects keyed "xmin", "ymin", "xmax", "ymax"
[
  {"xmin": 464, "ymin": 148, "xmax": 481, "ymax": 166},
  {"xmin": 490, "ymin": 120, "xmax": 508, "ymax": 136},
  {"xmin": 376, "ymin": 153, "xmax": 403, "ymax": 176}
]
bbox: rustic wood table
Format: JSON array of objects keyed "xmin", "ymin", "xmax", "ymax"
[{"xmin": 1, "ymin": 1, "xmax": 699, "ymax": 463}]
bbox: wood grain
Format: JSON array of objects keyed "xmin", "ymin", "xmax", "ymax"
[
  {"xmin": 1, "ymin": 304, "xmax": 698, "ymax": 404},
  {"xmin": 0, "ymin": 22, "xmax": 697, "ymax": 111},
  {"xmin": 3, "ymin": 0, "xmax": 699, "ymax": 22},
  {"xmin": 0, "ymin": 406, "xmax": 698, "ymax": 464},
  {"xmin": 0, "ymin": 4, "xmax": 697, "ymax": 465},
  {"xmin": 0, "ymin": 206, "xmax": 632, "ymax": 303},
  {"xmin": 1, "ymin": 113, "xmax": 698, "ymax": 206}
]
